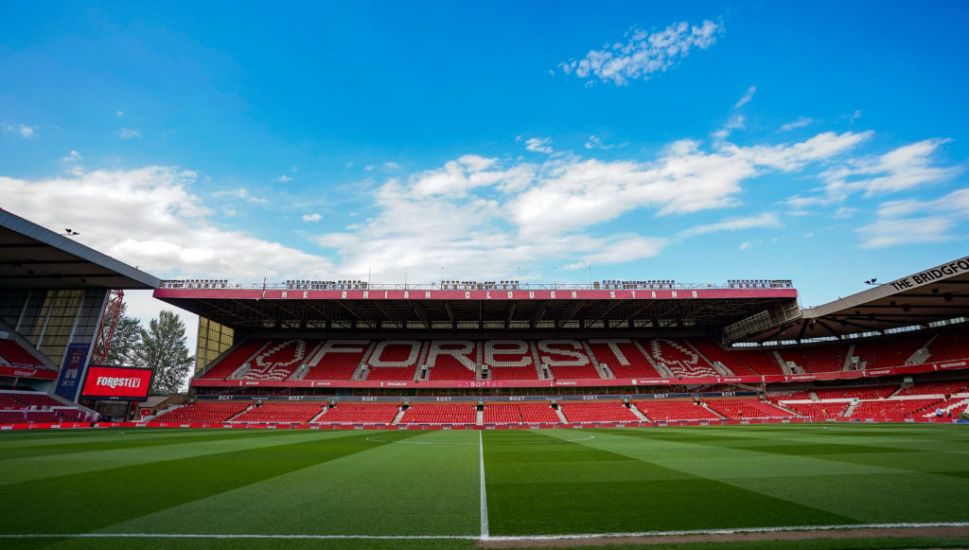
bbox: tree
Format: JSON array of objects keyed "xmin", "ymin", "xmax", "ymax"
[
  {"xmin": 105, "ymin": 304, "xmax": 143, "ymax": 367},
  {"xmin": 138, "ymin": 310, "xmax": 194, "ymax": 394}
]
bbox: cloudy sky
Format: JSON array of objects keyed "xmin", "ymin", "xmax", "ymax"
[{"xmin": 1, "ymin": 1, "xmax": 968, "ymax": 350}]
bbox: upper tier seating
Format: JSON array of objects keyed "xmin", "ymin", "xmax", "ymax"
[
  {"xmin": 778, "ymin": 344, "xmax": 849, "ymax": 374},
  {"xmin": 559, "ymin": 401, "xmax": 639, "ymax": 423},
  {"xmin": 537, "ymin": 341, "xmax": 600, "ymax": 379},
  {"xmin": 852, "ymin": 333, "xmax": 928, "ymax": 370},
  {"xmin": 314, "ymin": 403, "xmax": 399, "ymax": 424},
  {"xmin": 232, "ymin": 402, "xmax": 325, "ymax": 423},
  {"xmin": 400, "ymin": 403, "xmax": 476, "ymax": 424},
  {"xmin": 304, "ymin": 340, "xmax": 368, "ymax": 381},
  {"xmin": 12, "ymin": 393, "xmax": 63, "ymax": 408},
  {"xmin": 633, "ymin": 400, "xmax": 722, "ymax": 421},
  {"xmin": 587, "ymin": 340, "xmax": 662, "ymax": 378},
  {"xmin": 242, "ymin": 339, "xmax": 316, "ymax": 381},
  {"xmin": 425, "ymin": 342, "xmax": 477, "ymax": 381},
  {"xmin": 706, "ymin": 399, "xmax": 795, "ymax": 419},
  {"xmin": 483, "ymin": 402, "xmax": 560, "ymax": 424},
  {"xmin": 364, "ymin": 342, "xmax": 420, "ymax": 381},
  {"xmin": 199, "ymin": 339, "xmax": 265, "ymax": 379},
  {"xmin": 156, "ymin": 401, "xmax": 252, "ymax": 423},
  {"xmin": 0, "ymin": 339, "xmax": 45, "ymax": 368},
  {"xmin": 895, "ymin": 381, "xmax": 969, "ymax": 397},
  {"xmin": 689, "ymin": 339, "xmax": 783, "ymax": 376},
  {"xmin": 926, "ymin": 329, "xmax": 969, "ymax": 362},
  {"xmin": 643, "ymin": 339, "xmax": 720, "ymax": 377}
]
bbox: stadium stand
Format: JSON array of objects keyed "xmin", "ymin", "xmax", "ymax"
[
  {"xmin": 777, "ymin": 344, "xmax": 849, "ymax": 374},
  {"xmin": 814, "ymin": 386, "xmax": 897, "ymax": 400},
  {"xmin": 242, "ymin": 339, "xmax": 314, "ymax": 381},
  {"xmin": 198, "ymin": 339, "xmax": 265, "ymax": 380},
  {"xmin": 706, "ymin": 399, "xmax": 795, "ymax": 420},
  {"xmin": 559, "ymin": 401, "xmax": 638, "ymax": 423},
  {"xmin": 232, "ymin": 402, "xmax": 325, "ymax": 423},
  {"xmin": 400, "ymin": 403, "xmax": 476, "ymax": 424},
  {"xmin": 424, "ymin": 341, "xmax": 477, "ymax": 381},
  {"xmin": 643, "ymin": 339, "xmax": 720, "ymax": 377},
  {"xmin": 314, "ymin": 403, "xmax": 399, "ymax": 425},
  {"xmin": 688, "ymin": 339, "xmax": 783, "ymax": 376},
  {"xmin": 851, "ymin": 333, "xmax": 928, "ymax": 370},
  {"xmin": 849, "ymin": 398, "xmax": 945, "ymax": 421},
  {"xmin": 781, "ymin": 401, "xmax": 849, "ymax": 419},
  {"xmin": 364, "ymin": 341, "xmax": 420, "ymax": 381},
  {"xmin": 156, "ymin": 401, "xmax": 252, "ymax": 423},
  {"xmin": 0, "ymin": 338, "xmax": 45, "ymax": 368},
  {"xmin": 483, "ymin": 402, "xmax": 560, "ymax": 424},
  {"xmin": 303, "ymin": 340, "xmax": 368, "ymax": 381},
  {"xmin": 926, "ymin": 330, "xmax": 969, "ymax": 362},
  {"xmin": 633, "ymin": 400, "xmax": 722, "ymax": 421},
  {"xmin": 537, "ymin": 340, "xmax": 601, "ymax": 379},
  {"xmin": 895, "ymin": 380, "xmax": 969, "ymax": 396},
  {"xmin": 587, "ymin": 340, "xmax": 662, "ymax": 378}
]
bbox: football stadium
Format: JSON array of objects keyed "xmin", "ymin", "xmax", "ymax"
[
  {"xmin": 3, "ymin": 3, "xmax": 969, "ymax": 549},
  {"xmin": 1, "ymin": 208, "xmax": 968, "ymax": 549}
]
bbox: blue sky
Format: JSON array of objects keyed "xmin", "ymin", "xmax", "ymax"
[{"xmin": 2, "ymin": 0, "xmax": 968, "ymax": 333}]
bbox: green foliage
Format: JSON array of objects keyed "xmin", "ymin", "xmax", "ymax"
[
  {"xmin": 136, "ymin": 310, "xmax": 194, "ymax": 394},
  {"xmin": 106, "ymin": 304, "xmax": 143, "ymax": 367}
]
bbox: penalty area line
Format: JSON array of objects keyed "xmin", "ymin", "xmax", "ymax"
[{"xmin": 1, "ymin": 522, "xmax": 967, "ymax": 542}]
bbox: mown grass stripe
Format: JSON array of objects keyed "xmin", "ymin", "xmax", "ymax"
[{"xmin": 0, "ymin": 430, "xmax": 423, "ymax": 535}]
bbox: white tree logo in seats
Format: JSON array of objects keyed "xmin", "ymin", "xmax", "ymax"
[
  {"xmin": 650, "ymin": 339, "xmax": 718, "ymax": 377},
  {"xmin": 245, "ymin": 340, "xmax": 307, "ymax": 381}
]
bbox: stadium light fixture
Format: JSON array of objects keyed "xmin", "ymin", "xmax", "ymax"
[
  {"xmin": 62, "ymin": 228, "xmax": 80, "ymax": 236},
  {"xmin": 864, "ymin": 278, "xmax": 878, "ymax": 286}
]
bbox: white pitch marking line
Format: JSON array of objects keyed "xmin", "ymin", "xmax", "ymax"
[
  {"xmin": 479, "ymin": 429, "xmax": 490, "ymax": 540},
  {"xmin": 0, "ymin": 522, "xmax": 967, "ymax": 541}
]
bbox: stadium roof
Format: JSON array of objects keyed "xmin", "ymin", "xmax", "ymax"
[
  {"xmin": 153, "ymin": 284, "xmax": 798, "ymax": 332},
  {"xmin": 0, "ymin": 208, "xmax": 160, "ymax": 290},
  {"xmin": 738, "ymin": 255, "xmax": 969, "ymax": 342}
]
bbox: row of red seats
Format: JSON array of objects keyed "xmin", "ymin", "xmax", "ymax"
[
  {"xmin": 232, "ymin": 402, "xmax": 325, "ymax": 423},
  {"xmin": 157, "ymin": 401, "xmax": 252, "ymax": 423},
  {"xmin": 0, "ymin": 339, "xmax": 46, "ymax": 369},
  {"xmin": 482, "ymin": 403, "xmax": 560, "ymax": 423},
  {"xmin": 634, "ymin": 400, "xmax": 722, "ymax": 421},
  {"xmin": 559, "ymin": 401, "xmax": 639, "ymax": 423}
]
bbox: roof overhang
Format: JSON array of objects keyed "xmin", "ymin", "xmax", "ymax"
[
  {"xmin": 0, "ymin": 208, "xmax": 160, "ymax": 290},
  {"xmin": 153, "ymin": 287, "xmax": 798, "ymax": 331},
  {"xmin": 740, "ymin": 255, "xmax": 969, "ymax": 342}
]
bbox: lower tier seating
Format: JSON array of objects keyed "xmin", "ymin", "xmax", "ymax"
[
  {"xmin": 400, "ymin": 403, "xmax": 476, "ymax": 424},
  {"xmin": 157, "ymin": 401, "xmax": 252, "ymax": 423},
  {"xmin": 706, "ymin": 399, "xmax": 795, "ymax": 419},
  {"xmin": 559, "ymin": 401, "xmax": 638, "ymax": 423},
  {"xmin": 782, "ymin": 401, "xmax": 849, "ymax": 419},
  {"xmin": 849, "ymin": 398, "xmax": 945, "ymax": 421},
  {"xmin": 232, "ymin": 402, "xmax": 325, "ymax": 423},
  {"xmin": 483, "ymin": 402, "xmax": 560, "ymax": 424},
  {"xmin": 315, "ymin": 403, "xmax": 399, "ymax": 424},
  {"xmin": 633, "ymin": 400, "xmax": 722, "ymax": 421}
]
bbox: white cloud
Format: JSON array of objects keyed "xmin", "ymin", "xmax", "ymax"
[
  {"xmin": 857, "ymin": 188, "xmax": 969, "ymax": 248},
  {"xmin": 277, "ymin": 174, "xmax": 292, "ymax": 183},
  {"xmin": 62, "ymin": 150, "xmax": 82, "ymax": 162},
  {"xmin": 410, "ymin": 154, "xmax": 535, "ymax": 197},
  {"xmin": 115, "ymin": 110, "xmax": 125, "ymax": 118},
  {"xmin": 560, "ymin": 19, "xmax": 723, "ymax": 86},
  {"xmin": 680, "ymin": 212, "xmax": 781, "ymax": 238},
  {"xmin": 524, "ymin": 137, "xmax": 553, "ymax": 154},
  {"xmin": 117, "ymin": 128, "xmax": 141, "ymax": 140},
  {"xmin": 383, "ymin": 161, "xmax": 400, "ymax": 171},
  {"xmin": 301, "ymin": 213, "xmax": 322, "ymax": 222},
  {"xmin": 584, "ymin": 135, "xmax": 623, "ymax": 150},
  {"xmin": 734, "ymin": 86, "xmax": 756, "ymax": 109},
  {"xmin": 821, "ymin": 138, "xmax": 960, "ymax": 199},
  {"xmin": 738, "ymin": 241, "xmax": 752, "ymax": 251},
  {"xmin": 0, "ymin": 167, "xmax": 335, "ymax": 282},
  {"xmin": 711, "ymin": 114, "xmax": 745, "ymax": 141},
  {"xmin": 780, "ymin": 117, "xmax": 813, "ymax": 132},
  {"xmin": 2, "ymin": 123, "xmax": 36, "ymax": 138},
  {"xmin": 213, "ymin": 187, "xmax": 267, "ymax": 204}
]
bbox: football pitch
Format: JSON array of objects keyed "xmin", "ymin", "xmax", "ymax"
[{"xmin": 0, "ymin": 424, "xmax": 967, "ymax": 550}]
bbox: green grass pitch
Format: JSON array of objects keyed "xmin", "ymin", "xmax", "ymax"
[{"xmin": 0, "ymin": 424, "xmax": 967, "ymax": 549}]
